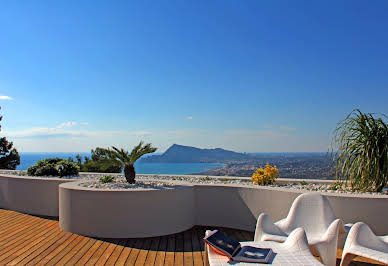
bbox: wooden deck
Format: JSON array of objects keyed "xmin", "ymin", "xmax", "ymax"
[{"xmin": 0, "ymin": 209, "xmax": 382, "ymax": 265}]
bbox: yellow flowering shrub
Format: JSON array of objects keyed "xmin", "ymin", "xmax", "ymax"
[{"xmin": 251, "ymin": 163, "xmax": 279, "ymax": 185}]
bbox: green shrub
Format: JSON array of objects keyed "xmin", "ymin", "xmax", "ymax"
[
  {"xmin": 100, "ymin": 175, "xmax": 115, "ymax": 183},
  {"xmin": 300, "ymin": 181, "xmax": 308, "ymax": 186},
  {"xmin": 81, "ymin": 159, "xmax": 122, "ymax": 173},
  {"xmin": 27, "ymin": 158, "xmax": 79, "ymax": 177}
]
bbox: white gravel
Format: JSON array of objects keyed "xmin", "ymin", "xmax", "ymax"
[
  {"xmin": 78, "ymin": 178, "xmax": 179, "ymax": 190},
  {"xmin": 1, "ymin": 170, "xmax": 386, "ymax": 194},
  {"xmin": 78, "ymin": 175, "xmax": 387, "ymax": 194}
]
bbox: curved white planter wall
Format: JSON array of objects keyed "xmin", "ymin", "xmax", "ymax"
[
  {"xmin": 59, "ymin": 182, "xmax": 196, "ymax": 238},
  {"xmin": 0, "ymin": 174, "xmax": 74, "ymax": 217}
]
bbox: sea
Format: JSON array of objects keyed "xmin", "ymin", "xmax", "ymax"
[{"xmin": 16, "ymin": 153, "xmax": 223, "ymax": 175}]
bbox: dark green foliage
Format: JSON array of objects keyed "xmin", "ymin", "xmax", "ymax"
[
  {"xmin": 76, "ymin": 154, "xmax": 82, "ymax": 167},
  {"xmin": 79, "ymin": 148, "xmax": 121, "ymax": 173},
  {"xmin": 82, "ymin": 159, "xmax": 122, "ymax": 173},
  {"xmin": 0, "ymin": 144, "xmax": 20, "ymax": 169},
  {"xmin": 100, "ymin": 175, "xmax": 115, "ymax": 183},
  {"xmin": 27, "ymin": 158, "xmax": 79, "ymax": 177},
  {"xmin": 0, "ymin": 107, "xmax": 20, "ymax": 170},
  {"xmin": 91, "ymin": 147, "xmax": 115, "ymax": 161},
  {"xmin": 331, "ymin": 110, "xmax": 388, "ymax": 192}
]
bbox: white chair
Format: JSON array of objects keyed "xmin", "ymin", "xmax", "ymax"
[
  {"xmin": 254, "ymin": 192, "xmax": 348, "ymax": 266},
  {"xmin": 206, "ymin": 227, "xmax": 324, "ymax": 265},
  {"xmin": 341, "ymin": 222, "xmax": 388, "ymax": 266}
]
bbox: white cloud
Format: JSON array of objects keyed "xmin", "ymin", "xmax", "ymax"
[
  {"xmin": 0, "ymin": 95, "xmax": 13, "ymax": 100},
  {"xmin": 57, "ymin": 121, "xmax": 77, "ymax": 129},
  {"xmin": 186, "ymin": 116, "xmax": 193, "ymax": 120},
  {"xmin": 3, "ymin": 125, "xmax": 152, "ymax": 140},
  {"xmin": 80, "ymin": 122, "xmax": 89, "ymax": 126},
  {"xmin": 3, "ymin": 127, "xmax": 84, "ymax": 138}
]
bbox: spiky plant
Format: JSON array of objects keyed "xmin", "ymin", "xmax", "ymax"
[
  {"xmin": 111, "ymin": 142, "xmax": 157, "ymax": 184},
  {"xmin": 331, "ymin": 110, "xmax": 388, "ymax": 192}
]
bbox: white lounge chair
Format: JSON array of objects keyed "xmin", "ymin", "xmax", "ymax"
[
  {"xmin": 254, "ymin": 192, "xmax": 348, "ymax": 266},
  {"xmin": 341, "ymin": 222, "xmax": 388, "ymax": 266},
  {"xmin": 206, "ymin": 227, "xmax": 323, "ymax": 265}
]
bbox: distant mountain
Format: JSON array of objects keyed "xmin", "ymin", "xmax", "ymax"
[{"xmin": 141, "ymin": 144, "xmax": 252, "ymax": 163}]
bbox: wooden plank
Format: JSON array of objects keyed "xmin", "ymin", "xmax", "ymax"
[
  {"xmin": 154, "ymin": 235, "xmax": 168, "ymax": 266},
  {"xmin": 36, "ymin": 234, "xmax": 79, "ymax": 265},
  {"xmin": 0, "ymin": 216, "xmax": 37, "ymax": 236},
  {"xmin": 29, "ymin": 233, "xmax": 83, "ymax": 265},
  {"xmin": 195, "ymin": 227, "xmax": 207, "ymax": 265},
  {"xmin": 95, "ymin": 239, "xmax": 120, "ymax": 265},
  {"xmin": 25, "ymin": 232, "xmax": 74, "ymax": 265},
  {"xmin": 72, "ymin": 239, "xmax": 103, "ymax": 265},
  {"xmin": 134, "ymin": 237, "xmax": 152, "ymax": 265},
  {"xmin": 144, "ymin": 237, "xmax": 161, "ymax": 266},
  {"xmin": 191, "ymin": 227, "xmax": 204, "ymax": 266},
  {"xmin": 0, "ymin": 213, "xmax": 38, "ymax": 229},
  {"xmin": 6, "ymin": 229, "xmax": 66, "ymax": 265},
  {"xmin": 114, "ymin": 239, "xmax": 135, "ymax": 266},
  {"xmin": 0, "ymin": 220, "xmax": 44, "ymax": 247},
  {"xmin": 0, "ymin": 209, "xmax": 23, "ymax": 219},
  {"xmin": 164, "ymin": 234, "xmax": 175, "ymax": 265},
  {"xmin": 0, "ymin": 221, "xmax": 58, "ymax": 262},
  {"xmin": 0, "ymin": 223, "xmax": 60, "ymax": 264},
  {"xmin": 105, "ymin": 239, "xmax": 127, "ymax": 266},
  {"xmin": 125, "ymin": 239, "xmax": 143, "ymax": 265},
  {"xmin": 0, "ymin": 216, "xmax": 46, "ymax": 242},
  {"xmin": 84, "ymin": 240, "xmax": 110, "ymax": 265},
  {"xmin": 53, "ymin": 236, "xmax": 90, "ymax": 265},
  {"xmin": 44, "ymin": 235, "xmax": 84, "ymax": 265},
  {"xmin": 174, "ymin": 232, "xmax": 184, "ymax": 266},
  {"xmin": 0, "ymin": 211, "xmax": 24, "ymax": 226},
  {"xmin": 63, "ymin": 238, "xmax": 97, "ymax": 265},
  {"xmin": 183, "ymin": 230, "xmax": 194, "ymax": 266}
]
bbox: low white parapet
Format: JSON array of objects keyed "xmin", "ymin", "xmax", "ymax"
[
  {"xmin": 0, "ymin": 174, "xmax": 386, "ymax": 239},
  {"xmin": 0, "ymin": 174, "xmax": 74, "ymax": 217}
]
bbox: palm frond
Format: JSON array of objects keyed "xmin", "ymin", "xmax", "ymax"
[
  {"xmin": 109, "ymin": 142, "xmax": 157, "ymax": 165},
  {"xmin": 129, "ymin": 141, "xmax": 157, "ymax": 163}
]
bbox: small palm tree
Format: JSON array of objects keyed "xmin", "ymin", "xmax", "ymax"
[
  {"xmin": 331, "ymin": 110, "xmax": 388, "ymax": 192},
  {"xmin": 111, "ymin": 142, "xmax": 157, "ymax": 184}
]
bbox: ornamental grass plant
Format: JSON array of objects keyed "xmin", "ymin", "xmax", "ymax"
[{"xmin": 331, "ymin": 110, "xmax": 388, "ymax": 192}]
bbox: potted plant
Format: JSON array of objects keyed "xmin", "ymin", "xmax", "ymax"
[{"xmin": 111, "ymin": 141, "xmax": 157, "ymax": 184}]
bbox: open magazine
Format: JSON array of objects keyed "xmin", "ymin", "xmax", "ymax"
[{"xmin": 203, "ymin": 230, "xmax": 273, "ymax": 263}]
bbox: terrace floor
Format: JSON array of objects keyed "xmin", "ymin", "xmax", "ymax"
[{"xmin": 0, "ymin": 209, "xmax": 382, "ymax": 265}]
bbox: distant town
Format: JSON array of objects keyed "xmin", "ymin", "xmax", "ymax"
[{"xmin": 142, "ymin": 144, "xmax": 335, "ymax": 179}]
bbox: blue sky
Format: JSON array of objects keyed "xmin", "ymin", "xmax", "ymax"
[{"xmin": 0, "ymin": 0, "xmax": 387, "ymax": 152}]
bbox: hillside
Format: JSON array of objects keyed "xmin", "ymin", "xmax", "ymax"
[{"xmin": 141, "ymin": 144, "xmax": 252, "ymax": 163}]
